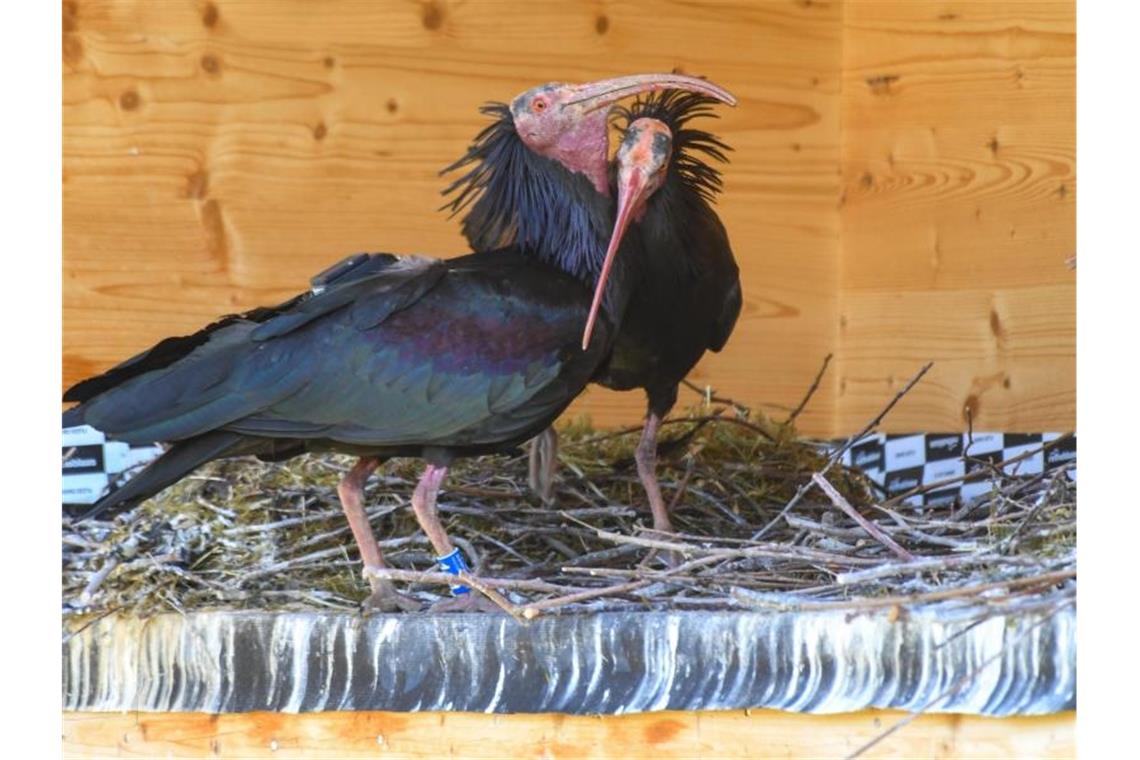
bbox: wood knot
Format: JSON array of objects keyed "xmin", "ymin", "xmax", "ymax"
[
  {"xmin": 595, "ymin": 14, "xmax": 609, "ymax": 35},
  {"xmin": 119, "ymin": 90, "xmax": 140, "ymax": 111},
  {"xmin": 989, "ymin": 308, "xmax": 1004, "ymax": 339},
  {"xmin": 859, "ymin": 172, "xmax": 873, "ymax": 188},
  {"xmin": 1057, "ymin": 183, "xmax": 1069, "ymax": 199},
  {"xmin": 866, "ymin": 74, "xmax": 899, "ymax": 95},
  {"xmin": 938, "ymin": 12, "xmax": 959, "ymax": 20},
  {"xmin": 200, "ymin": 54, "xmax": 220, "ymax": 75},
  {"xmin": 185, "ymin": 170, "xmax": 209, "ymax": 200},
  {"xmin": 421, "ymin": 1, "xmax": 444, "ymax": 30},
  {"xmin": 63, "ymin": 1, "xmax": 79, "ymax": 32},
  {"xmin": 324, "ymin": 56, "xmax": 336, "ymax": 69},
  {"xmin": 644, "ymin": 718, "xmax": 685, "ymax": 745},
  {"xmin": 986, "ymin": 136, "xmax": 999, "ymax": 155},
  {"xmin": 202, "ymin": 2, "xmax": 219, "ymax": 28},
  {"xmin": 312, "ymin": 122, "xmax": 327, "ymax": 141},
  {"xmin": 386, "ymin": 98, "xmax": 399, "ymax": 114},
  {"xmin": 63, "ymin": 34, "xmax": 84, "ymax": 65}
]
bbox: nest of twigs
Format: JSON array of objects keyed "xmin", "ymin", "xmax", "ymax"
[{"xmin": 61, "ymin": 363, "xmax": 1076, "ymax": 629}]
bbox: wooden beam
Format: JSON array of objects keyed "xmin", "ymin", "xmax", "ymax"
[{"xmin": 63, "ymin": 708, "xmax": 1075, "ymax": 759}]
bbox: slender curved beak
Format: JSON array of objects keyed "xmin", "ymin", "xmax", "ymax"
[
  {"xmin": 564, "ymin": 72, "xmax": 737, "ymax": 114},
  {"xmin": 580, "ymin": 167, "xmax": 650, "ymax": 351}
]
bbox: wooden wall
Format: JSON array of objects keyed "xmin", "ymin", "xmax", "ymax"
[
  {"xmin": 837, "ymin": 1, "xmax": 1076, "ymax": 433},
  {"xmin": 62, "ymin": 0, "xmax": 1074, "ymax": 438}
]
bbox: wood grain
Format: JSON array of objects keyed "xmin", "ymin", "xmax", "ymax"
[
  {"xmin": 837, "ymin": 1, "xmax": 1075, "ymax": 433},
  {"xmin": 63, "ymin": 1, "xmax": 1076, "ymax": 437},
  {"xmin": 62, "ymin": 708, "xmax": 1075, "ymax": 759},
  {"xmin": 63, "ymin": 0, "xmax": 842, "ymax": 435}
]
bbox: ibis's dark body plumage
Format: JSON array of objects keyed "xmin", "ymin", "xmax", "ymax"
[{"xmin": 63, "ymin": 249, "xmax": 616, "ymax": 517}]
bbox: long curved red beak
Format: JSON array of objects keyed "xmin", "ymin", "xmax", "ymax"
[
  {"xmin": 565, "ymin": 73, "xmax": 737, "ymax": 114},
  {"xmin": 581, "ymin": 168, "xmax": 649, "ymax": 351}
]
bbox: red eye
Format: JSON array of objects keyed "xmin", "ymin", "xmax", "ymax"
[{"xmin": 532, "ymin": 99, "xmax": 547, "ymax": 112}]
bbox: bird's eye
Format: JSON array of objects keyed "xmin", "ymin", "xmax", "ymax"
[{"xmin": 532, "ymin": 99, "xmax": 547, "ymax": 113}]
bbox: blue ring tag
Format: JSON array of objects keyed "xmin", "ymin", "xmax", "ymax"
[{"xmin": 436, "ymin": 548, "xmax": 471, "ymax": 595}]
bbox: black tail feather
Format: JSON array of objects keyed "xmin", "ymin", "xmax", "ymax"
[
  {"xmin": 62, "ymin": 405, "xmax": 84, "ymax": 429},
  {"xmin": 74, "ymin": 431, "xmax": 248, "ymax": 522}
]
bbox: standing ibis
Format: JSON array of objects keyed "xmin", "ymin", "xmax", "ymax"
[
  {"xmin": 447, "ymin": 88, "xmax": 740, "ymax": 537},
  {"xmin": 593, "ymin": 93, "xmax": 742, "ymax": 537},
  {"xmin": 63, "ymin": 73, "xmax": 725, "ymax": 612}
]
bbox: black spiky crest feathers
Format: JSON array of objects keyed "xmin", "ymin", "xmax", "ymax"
[{"xmin": 612, "ymin": 90, "xmax": 731, "ymax": 204}]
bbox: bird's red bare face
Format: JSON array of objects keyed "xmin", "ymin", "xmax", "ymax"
[
  {"xmin": 580, "ymin": 119, "xmax": 674, "ymax": 350},
  {"xmin": 615, "ymin": 118, "xmax": 673, "ymax": 219},
  {"xmin": 510, "ymin": 74, "xmax": 734, "ymax": 195}
]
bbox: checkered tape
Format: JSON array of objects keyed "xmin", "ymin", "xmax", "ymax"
[{"xmin": 840, "ymin": 432, "xmax": 1076, "ymax": 506}]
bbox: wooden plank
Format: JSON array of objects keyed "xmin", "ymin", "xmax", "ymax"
[
  {"xmin": 63, "ymin": 0, "xmax": 842, "ymax": 435},
  {"xmin": 837, "ymin": 1, "xmax": 1075, "ymax": 433},
  {"xmin": 62, "ymin": 709, "xmax": 1075, "ymax": 759},
  {"xmin": 840, "ymin": 285, "xmax": 1074, "ymax": 431}
]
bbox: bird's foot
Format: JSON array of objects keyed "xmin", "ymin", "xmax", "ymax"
[
  {"xmin": 361, "ymin": 568, "xmax": 420, "ymax": 613},
  {"xmin": 429, "ymin": 591, "xmax": 505, "ymax": 613},
  {"xmin": 638, "ymin": 547, "xmax": 682, "ymax": 570},
  {"xmin": 639, "ymin": 520, "xmax": 682, "ymax": 568}
]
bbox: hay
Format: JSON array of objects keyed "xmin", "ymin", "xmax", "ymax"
[{"xmin": 62, "ymin": 372, "xmax": 1075, "ymax": 628}]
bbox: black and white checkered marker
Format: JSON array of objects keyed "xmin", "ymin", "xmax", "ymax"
[
  {"xmin": 841, "ymin": 432, "xmax": 1076, "ymax": 506},
  {"xmin": 62, "ymin": 426, "xmax": 163, "ymax": 505},
  {"xmin": 63, "ymin": 426, "xmax": 1076, "ymax": 508}
]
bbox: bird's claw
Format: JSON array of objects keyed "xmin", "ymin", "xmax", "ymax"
[
  {"xmin": 638, "ymin": 547, "xmax": 682, "ymax": 570},
  {"xmin": 361, "ymin": 566, "xmax": 421, "ymax": 613},
  {"xmin": 430, "ymin": 592, "xmax": 504, "ymax": 613}
]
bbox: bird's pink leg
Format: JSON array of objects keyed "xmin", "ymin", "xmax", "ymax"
[
  {"xmin": 635, "ymin": 411, "xmax": 675, "ymax": 535},
  {"xmin": 409, "ymin": 464, "xmax": 454, "ymax": 555},
  {"xmin": 411, "ymin": 464, "xmax": 500, "ymax": 612},
  {"xmin": 337, "ymin": 457, "xmax": 418, "ymax": 612}
]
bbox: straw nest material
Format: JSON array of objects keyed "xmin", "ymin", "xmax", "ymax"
[{"xmin": 62, "ymin": 364, "xmax": 1075, "ymax": 628}]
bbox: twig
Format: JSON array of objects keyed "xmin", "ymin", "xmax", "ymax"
[
  {"xmin": 75, "ymin": 557, "xmax": 119, "ymax": 608},
  {"xmin": 457, "ymin": 572, "xmax": 528, "ymax": 624},
  {"xmin": 829, "ymin": 362, "xmax": 935, "ymax": 467},
  {"xmin": 523, "ymin": 554, "xmax": 726, "ymax": 617},
  {"xmin": 363, "ymin": 567, "xmax": 587, "ymax": 595},
  {"xmin": 786, "ymin": 353, "xmax": 833, "ymax": 424},
  {"xmin": 1001, "ymin": 469, "xmax": 1066, "ymax": 553},
  {"xmin": 595, "ymin": 529, "xmax": 881, "ymax": 567},
  {"xmin": 732, "ymin": 568, "xmax": 1074, "ymax": 612},
  {"xmin": 834, "ymin": 553, "xmax": 1022, "ymax": 585},
  {"xmin": 753, "ymin": 362, "xmax": 933, "ymax": 540},
  {"xmin": 680, "ymin": 379, "xmax": 751, "ymax": 416},
  {"xmin": 812, "ymin": 473, "xmax": 916, "ymax": 561}
]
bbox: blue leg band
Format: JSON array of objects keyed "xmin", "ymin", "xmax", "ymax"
[{"xmin": 436, "ymin": 548, "xmax": 471, "ymax": 595}]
